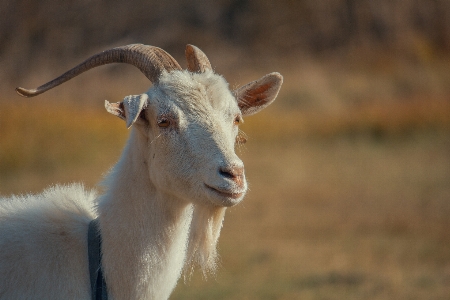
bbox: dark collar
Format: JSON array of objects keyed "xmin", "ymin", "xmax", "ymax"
[{"xmin": 88, "ymin": 219, "xmax": 108, "ymax": 300}]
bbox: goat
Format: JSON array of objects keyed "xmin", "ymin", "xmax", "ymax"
[{"xmin": 0, "ymin": 44, "xmax": 283, "ymax": 299}]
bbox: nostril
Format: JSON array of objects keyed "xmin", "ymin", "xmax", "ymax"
[
  {"xmin": 219, "ymin": 165, "xmax": 244, "ymax": 179},
  {"xmin": 219, "ymin": 169, "xmax": 233, "ymax": 179}
]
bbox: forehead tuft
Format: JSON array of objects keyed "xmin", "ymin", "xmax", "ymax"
[{"xmin": 153, "ymin": 70, "xmax": 237, "ymax": 112}]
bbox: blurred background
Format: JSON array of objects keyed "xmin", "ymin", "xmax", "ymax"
[{"xmin": 1, "ymin": 0, "xmax": 450, "ymax": 299}]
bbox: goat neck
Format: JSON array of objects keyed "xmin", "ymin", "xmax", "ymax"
[{"xmin": 97, "ymin": 128, "xmax": 192, "ymax": 299}]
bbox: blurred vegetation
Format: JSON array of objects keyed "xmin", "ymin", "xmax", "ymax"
[
  {"xmin": 1, "ymin": 1, "xmax": 450, "ymax": 299},
  {"xmin": 2, "ymin": 0, "xmax": 450, "ymax": 124},
  {"xmin": 2, "ymin": 0, "xmax": 450, "ymax": 71}
]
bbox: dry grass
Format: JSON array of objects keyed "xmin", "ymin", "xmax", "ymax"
[
  {"xmin": 1, "ymin": 99, "xmax": 450, "ymax": 299},
  {"xmin": 0, "ymin": 101, "xmax": 128, "ymax": 194}
]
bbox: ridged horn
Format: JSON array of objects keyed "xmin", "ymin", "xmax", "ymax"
[
  {"xmin": 185, "ymin": 44, "xmax": 211, "ymax": 73},
  {"xmin": 16, "ymin": 44, "xmax": 182, "ymax": 98}
]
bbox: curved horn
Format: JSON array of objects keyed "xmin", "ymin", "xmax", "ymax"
[
  {"xmin": 185, "ymin": 44, "xmax": 211, "ymax": 73},
  {"xmin": 16, "ymin": 44, "xmax": 182, "ymax": 98}
]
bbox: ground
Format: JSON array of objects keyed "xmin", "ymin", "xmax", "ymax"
[{"xmin": 1, "ymin": 102, "xmax": 449, "ymax": 299}]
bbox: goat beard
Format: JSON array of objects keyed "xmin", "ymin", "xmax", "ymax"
[{"xmin": 184, "ymin": 204, "xmax": 227, "ymax": 278}]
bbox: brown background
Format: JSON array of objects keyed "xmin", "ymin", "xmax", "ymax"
[{"xmin": 1, "ymin": 1, "xmax": 450, "ymax": 299}]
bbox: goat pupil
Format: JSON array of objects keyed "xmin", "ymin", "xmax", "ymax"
[{"xmin": 158, "ymin": 119, "xmax": 170, "ymax": 127}]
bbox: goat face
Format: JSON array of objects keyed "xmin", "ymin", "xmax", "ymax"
[
  {"xmin": 108, "ymin": 69, "xmax": 282, "ymax": 208},
  {"xmin": 147, "ymin": 71, "xmax": 245, "ymax": 207}
]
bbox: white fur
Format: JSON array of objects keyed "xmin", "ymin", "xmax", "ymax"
[
  {"xmin": 1, "ymin": 69, "xmax": 281, "ymax": 299},
  {"xmin": 0, "ymin": 184, "xmax": 95, "ymax": 299}
]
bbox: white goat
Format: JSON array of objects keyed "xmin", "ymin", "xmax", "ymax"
[{"xmin": 1, "ymin": 44, "xmax": 283, "ymax": 299}]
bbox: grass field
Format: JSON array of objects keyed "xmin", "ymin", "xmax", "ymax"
[
  {"xmin": 173, "ymin": 132, "xmax": 450, "ymax": 299},
  {"xmin": 1, "ymin": 100, "xmax": 450, "ymax": 299}
]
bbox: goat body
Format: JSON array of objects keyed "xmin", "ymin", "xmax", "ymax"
[{"xmin": 1, "ymin": 45, "xmax": 282, "ymax": 299}]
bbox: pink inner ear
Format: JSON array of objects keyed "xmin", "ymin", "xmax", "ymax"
[
  {"xmin": 239, "ymin": 83, "xmax": 271, "ymax": 109},
  {"xmin": 105, "ymin": 100, "xmax": 126, "ymax": 120},
  {"xmin": 235, "ymin": 72, "xmax": 283, "ymax": 116}
]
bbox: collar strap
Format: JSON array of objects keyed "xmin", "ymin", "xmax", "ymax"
[{"xmin": 88, "ymin": 219, "xmax": 108, "ymax": 300}]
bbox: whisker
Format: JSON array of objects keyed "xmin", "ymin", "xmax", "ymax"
[{"xmin": 150, "ymin": 133, "xmax": 162, "ymax": 144}]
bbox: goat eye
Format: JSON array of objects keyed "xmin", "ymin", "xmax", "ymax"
[
  {"xmin": 157, "ymin": 119, "xmax": 170, "ymax": 128},
  {"xmin": 234, "ymin": 116, "xmax": 241, "ymax": 125}
]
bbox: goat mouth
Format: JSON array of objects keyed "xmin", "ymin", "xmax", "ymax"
[{"xmin": 204, "ymin": 184, "xmax": 245, "ymax": 200}]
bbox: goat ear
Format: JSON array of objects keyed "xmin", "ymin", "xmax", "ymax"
[
  {"xmin": 105, "ymin": 94, "xmax": 148, "ymax": 128},
  {"xmin": 234, "ymin": 72, "xmax": 283, "ymax": 116}
]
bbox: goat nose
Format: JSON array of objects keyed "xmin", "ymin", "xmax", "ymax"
[{"xmin": 219, "ymin": 164, "xmax": 244, "ymax": 179}]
